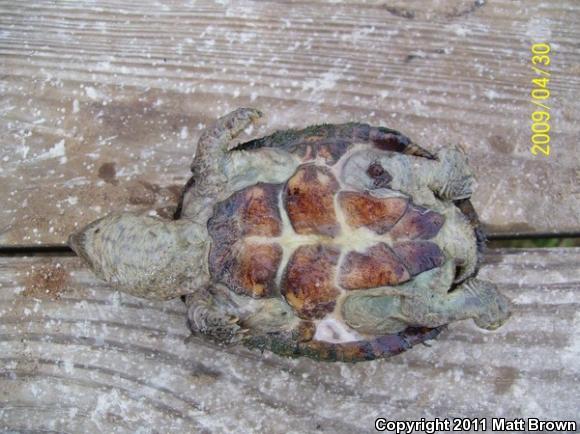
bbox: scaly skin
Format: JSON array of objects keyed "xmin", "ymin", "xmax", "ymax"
[
  {"xmin": 68, "ymin": 213, "xmax": 209, "ymax": 300},
  {"xmin": 341, "ymin": 261, "xmax": 511, "ymax": 335}
]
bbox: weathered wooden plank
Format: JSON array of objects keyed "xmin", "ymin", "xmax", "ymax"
[
  {"xmin": 0, "ymin": 248, "xmax": 578, "ymax": 432},
  {"xmin": 1, "ymin": 0, "xmax": 579, "ymax": 246}
]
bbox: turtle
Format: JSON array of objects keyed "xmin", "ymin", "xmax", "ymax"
[{"xmin": 68, "ymin": 108, "xmax": 511, "ymax": 362}]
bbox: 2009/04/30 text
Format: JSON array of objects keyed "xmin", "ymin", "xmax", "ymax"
[
  {"xmin": 529, "ymin": 42, "xmax": 552, "ymax": 157},
  {"xmin": 374, "ymin": 417, "xmax": 577, "ymax": 433}
]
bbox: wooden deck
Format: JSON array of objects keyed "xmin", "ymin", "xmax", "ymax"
[
  {"xmin": 1, "ymin": 0, "xmax": 579, "ymax": 432},
  {"xmin": 2, "ymin": 250, "xmax": 579, "ymax": 432}
]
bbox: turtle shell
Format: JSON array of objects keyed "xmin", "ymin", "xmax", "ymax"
[
  {"xmin": 207, "ymin": 146, "xmax": 453, "ymax": 361},
  {"xmin": 208, "ymin": 164, "xmax": 446, "ymax": 301}
]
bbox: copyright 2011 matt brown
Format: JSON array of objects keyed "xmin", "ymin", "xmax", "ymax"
[{"xmin": 374, "ymin": 417, "xmax": 577, "ymax": 433}]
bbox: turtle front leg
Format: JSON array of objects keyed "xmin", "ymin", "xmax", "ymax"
[
  {"xmin": 179, "ymin": 108, "xmax": 263, "ymax": 221},
  {"xmin": 185, "ymin": 286, "xmax": 248, "ymax": 345},
  {"xmin": 402, "ymin": 278, "xmax": 512, "ymax": 330},
  {"xmin": 192, "ymin": 108, "xmax": 263, "ymax": 194},
  {"xmin": 222, "ymin": 147, "xmax": 302, "ymax": 192},
  {"xmin": 186, "ymin": 287, "xmax": 302, "ymax": 345}
]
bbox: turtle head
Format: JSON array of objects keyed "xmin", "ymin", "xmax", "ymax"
[
  {"xmin": 68, "ymin": 214, "xmax": 111, "ymax": 275},
  {"xmin": 68, "ymin": 213, "xmax": 154, "ymax": 286},
  {"xmin": 68, "ymin": 213, "xmax": 207, "ymax": 299}
]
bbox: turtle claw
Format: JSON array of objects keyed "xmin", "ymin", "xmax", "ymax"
[
  {"xmin": 187, "ymin": 300, "xmax": 248, "ymax": 345},
  {"xmin": 210, "ymin": 314, "xmax": 246, "ymax": 345},
  {"xmin": 222, "ymin": 108, "xmax": 263, "ymax": 152},
  {"xmin": 433, "ymin": 147, "xmax": 475, "ymax": 200},
  {"xmin": 226, "ymin": 324, "xmax": 251, "ymax": 344}
]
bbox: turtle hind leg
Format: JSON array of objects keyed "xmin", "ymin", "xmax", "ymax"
[
  {"xmin": 402, "ymin": 278, "xmax": 512, "ymax": 330},
  {"xmin": 428, "ymin": 146, "xmax": 476, "ymax": 200},
  {"xmin": 462, "ymin": 279, "xmax": 512, "ymax": 330}
]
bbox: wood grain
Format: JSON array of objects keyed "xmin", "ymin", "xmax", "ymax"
[
  {"xmin": 1, "ymin": 0, "xmax": 579, "ymax": 246},
  {"xmin": 0, "ymin": 247, "xmax": 578, "ymax": 432}
]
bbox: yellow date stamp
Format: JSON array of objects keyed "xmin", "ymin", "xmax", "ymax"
[{"xmin": 529, "ymin": 43, "xmax": 551, "ymax": 156}]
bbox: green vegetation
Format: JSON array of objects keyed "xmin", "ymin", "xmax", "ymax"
[{"xmin": 487, "ymin": 237, "xmax": 580, "ymax": 249}]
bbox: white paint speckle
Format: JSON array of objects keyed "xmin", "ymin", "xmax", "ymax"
[
  {"xmin": 447, "ymin": 24, "xmax": 471, "ymax": 37},
  {"xmin": 484, "ymin": 89, "xmax": 500, "ymax": 100},
  {"xmin": 302, "ymin": 70, "xmax": 341, "ymax": 92},
  {"xmin": 34, "ymin": 139, "xmax": 66, "ymax": 162},
  {"xmin": 16, "ymin": 144, "xmax": 30, "ymax": 159},
  {"xmin": 526, "ymin": 17, "xmax": 552, "ymax": 41},
  {"xmin": 314, "ymin": 317, "xmax": 362, "ymax": 343},
  {"xmin": 85, "ymin": 87, "xmax": 99, "ymax": 100}
]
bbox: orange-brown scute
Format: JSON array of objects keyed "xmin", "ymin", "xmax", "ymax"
[
  {"xmin": 339, "ymin": 192, "xmax": 408, "ymax": 234},
  {"xmin": 390, "ymin": 205, "xmax": 445, "ymax": 240},
  {"xmin": 240, "ymin": 184, "xmax": 282, "ymax": 237},
  {"xmin": 233, "ymin": 242, "xmax": 283, "ymax": 297},
  {"xmin": 282, "ymin": 245, "xmax": 341, "ymax": 319},
  {"xmin": 392, "ymin": 241, "xmax": 444, "ymax": 276},
  {"xmin": 207, "ymin": 183, "xmax": 283, "ymax": 298},
  {"xmin": 210, "ymin": 241, "xmax": 282, "ymax": 298},
  {"xmin": 339, "ymin": 243, "xmax": 410, "ymax": 289},
  {"xmin": 284, "ymin": 165, "xmax": 340, "ymax": 236}
]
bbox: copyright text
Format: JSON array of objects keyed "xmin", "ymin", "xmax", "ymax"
[{"xmin": 374, "ymin": 417, "xmax": 576, "ymax": 433}]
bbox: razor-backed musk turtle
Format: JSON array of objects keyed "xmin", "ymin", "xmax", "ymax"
[{"xmin": 69, "ymin": 108, "xmax": 511, "ymax": 362}]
